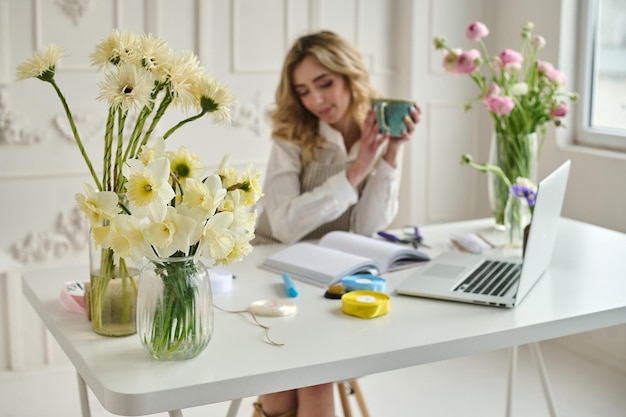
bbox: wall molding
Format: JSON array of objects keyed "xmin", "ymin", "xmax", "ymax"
[
  {"xmin": 0, "ymin": 90, "xmax": 43, "ymax": 145},
  {"xmin": 10, "ymin": 206, "xmax": 88, "ymax": 265},
  {"xmin": 55, "ymin": 0, "xmax": 93, "ymax": 26}
]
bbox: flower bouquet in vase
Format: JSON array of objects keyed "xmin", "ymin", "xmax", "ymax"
[
  {"xmin": 434, "ymin": 21, "xmax": 577, "ymax": 228},
  {"xmin": 16, "ymin": 31, "xmax": 262, "ymax": 345}
]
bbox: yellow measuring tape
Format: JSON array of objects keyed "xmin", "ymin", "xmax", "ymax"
[{"xmin": 341, "ymin": 291, "xmax": 390, "ymax": 319}]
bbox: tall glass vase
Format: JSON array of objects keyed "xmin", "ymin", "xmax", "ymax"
[
  {"xmin": 136, "ymin": 256, "xmax": 213, "ymax": 360},
  {"xmin": 503, "ymin": 194, "xmax": 532, "ymax": 248},
  {"xmin": 488, "ymin": 131, "xmax": 538, "ymax": 229},
  {"xmin": 88, "ymin": 230, "xmax": 140, "ymax": 337}
]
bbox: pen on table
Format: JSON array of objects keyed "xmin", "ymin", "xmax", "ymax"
[{"xmin": 282, "ymin": 272, "xmax": 299, "ymax": 298}]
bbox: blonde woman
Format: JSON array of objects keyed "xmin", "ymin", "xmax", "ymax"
[{"xmin": 253, "ymin": 31, "xmax": 420, "ymax": 417}]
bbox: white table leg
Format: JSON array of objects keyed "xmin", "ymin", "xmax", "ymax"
[
  {"xmin": 505, "ymin": 343, "xmax": 558, "ymax": 417},
  {"xmin": 226, "ymin": 398, "xmax": 243, "ymax": 417},
  {"xmin": 529, "ymin": 342, "xmax": 558, "ymax": 417},
  {"xmin": 505, "ymin": 345, "xmax": 518, "ymax": 417},
  {"xmin": 169, "ymin": 410, "xmax": 184, "ymax": 417},
  {"xmin": 77, "ymin": 371, "xmax": 91, "ymax": 417}
]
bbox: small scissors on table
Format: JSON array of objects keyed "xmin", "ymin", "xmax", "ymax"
[{"xmin": 377, "ymin": 225, "xmax": 431, "ymax": 249}]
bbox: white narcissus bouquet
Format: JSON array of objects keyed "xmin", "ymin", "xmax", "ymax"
[{"xmin": 16, "ymin": 30, "xmax": 263, "ymax": 337}]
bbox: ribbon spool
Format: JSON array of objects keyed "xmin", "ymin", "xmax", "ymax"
[
  {"xmin": 341, "ymin": 274, "xmax": 386, "ymax": 293},
  {"xmin": 341, "ymin": 291, "xmax": 390, "ymax": 319}
]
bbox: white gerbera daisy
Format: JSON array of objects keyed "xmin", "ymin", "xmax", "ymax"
[
  {"xmin": 90, "ymin": 29, "xmax": 141, "ymax": 69},
  {"xmin": 165, "ymin": 50, "xmax": 203, "ymax": 110},
  {"xmin": 193, "ymin": 75, "xmax": 235, "ymax": 124},
  {"xmin": 96, "ymin": 62, "xmax": 153, "ymax": 112},
  {"xmin": 139, "ymin": 33, "xmax": 173, "ymax": 82},
  {"xmin": 16, "ymin": 44, "xmax": 64, "ymax": 81}
]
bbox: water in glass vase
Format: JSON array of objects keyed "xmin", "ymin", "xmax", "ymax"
[{"xmin": 89, "ymin": 270, "xmax": 139, "ymax": 336}]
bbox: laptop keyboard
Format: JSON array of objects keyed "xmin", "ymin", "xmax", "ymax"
[{"xmin": 453, "ymin": 260, "xmax": 521, "ymax": 297}]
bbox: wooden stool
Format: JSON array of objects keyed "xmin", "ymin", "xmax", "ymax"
[
  {"xmin": 225, "ymin": 379, "xmax": 370, "ymax": 417},
  {"xmin": 336, "ymin": 379, "xmax": 370, "ymax": 417}
]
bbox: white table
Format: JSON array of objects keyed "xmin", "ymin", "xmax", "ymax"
[{"xmin": 22, "ymin": 218, "xmax": 626, "ymax": 416}]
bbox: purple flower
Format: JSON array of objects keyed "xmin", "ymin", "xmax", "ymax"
[{"xmin": 510, "ymin": 179, "xmax": 537, "ymax": 212}]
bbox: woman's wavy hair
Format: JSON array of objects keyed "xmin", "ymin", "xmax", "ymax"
[{"xmin": 270, "ymin": 31, "xmax": 380, "ymax": 162}]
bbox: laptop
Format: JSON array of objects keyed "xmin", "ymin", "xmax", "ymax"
[{"xmin": 395, "ymin": 160, "xmax": 571, "ymax": 308}]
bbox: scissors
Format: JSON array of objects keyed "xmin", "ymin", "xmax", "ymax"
[{"xmin": 377, "ymin": 225, "xmax": 431, "ymax": 249}]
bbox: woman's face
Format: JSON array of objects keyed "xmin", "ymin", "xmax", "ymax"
[{"xmin": 291, "ymin": 55, "xmax": 352, "ymax": 127}]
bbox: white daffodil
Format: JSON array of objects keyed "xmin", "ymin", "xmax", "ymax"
[
  {"xmin": 143, "ymin": 206, "xmax": 197, "ymax": 258},
  {"xmin": 16, "ymin": 44, "xmax": 64, "ymax": 82},
  {"xmin": 167, "ymin": 146, "xmax": 206, "ymax": 185},
  {"xmin": 220, "ymin": 189, "xmax": 257, "ymax": 232},
  {"xmin": 217, "ymin": 231, "xmax": 255, "ymax": 265},
  {"xmin": 178, "ymin": 176, "xmax": 226, "ymax": 220},
  {"xmin": 96, "ymin": 62, "xmax": 154, "ymax": 112},
  {"xmin": 90, "ymin": 29, "xmax": 141, "ymax": 69},
  {"xmin": 75, "ymin": 184, "xmax": 119, "ymax": 226},
  {"xmin": 93, "ymin": 214, "xmax": 147, "ymax": 262},
  {"xmin": 239, "ymin": 162, "xmax": 264, "ymax": 207},
  {"xmin": 214, "ymin": 154, "xmax": 238, "ymax": 188},
  {"xmin": 138, "ymin": 137, "xmax": 166, "ymax": 166},
  {"xmin": 196, "ymin": 212, "xmax": 235, "ymax": 262},
  {"xmin": 123, "ymin": 157, "xmax": 175, "ymax": 221}
]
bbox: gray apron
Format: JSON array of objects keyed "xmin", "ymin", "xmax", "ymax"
[{"xmin": 252, "ymin": 159, "xmax": 365, "ymax": 245}]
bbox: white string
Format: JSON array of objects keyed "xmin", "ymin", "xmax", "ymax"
[{"xmin": 213, "ymin": 304, "xmax": 284, "ymax": 347}]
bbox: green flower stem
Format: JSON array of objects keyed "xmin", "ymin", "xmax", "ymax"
[
  {"xmin": 163, "ymin": 111, "xmax": 205, "ymax": 140},
  {"xmin": 49, "ymin": 80, "xmax": 102, "ymax": 190},
  {"xmin": 461, "ymin": 154, "xmax": 512, "ymax": 188},
  {"xmin": 148, "ymin": 259, "xmax": 200, "ymax": 357},
  {"xmin": 114, "ymin": 108, "xmax": 127, "ymax": 193},
  {"xmin": 139, "ymin": 93, "xmax": 173, "ymax": 149},
  {"xmin": 124, "ymin": 106, "xmax": 152, "ymax": 160},
  {"xmin": 103, "ymin": 108, "xmax": 115, "ymax": 191}
]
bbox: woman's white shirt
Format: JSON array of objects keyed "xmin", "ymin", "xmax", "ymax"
[{"xmin": 259, "ymin": 121, "xmax": 401, "ymax": 244}]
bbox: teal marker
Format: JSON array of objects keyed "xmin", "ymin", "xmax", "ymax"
[{"xmin": 281, "ymin": 272, "xmax": 299, "ymax": 298}]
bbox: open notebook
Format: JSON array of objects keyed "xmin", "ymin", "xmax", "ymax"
[{"xmin": 396, "ymin": 160, "xmax": 571, "ymax": 308}]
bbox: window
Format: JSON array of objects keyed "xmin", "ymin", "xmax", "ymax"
[{"xmin": 577, "ymin": 0, "xmax": 626, "ymax": 151}]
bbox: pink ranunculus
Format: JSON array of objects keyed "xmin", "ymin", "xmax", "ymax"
[
  {"xmin": 485, "ymin": 96, "xmax": 515, "ymax": 115},
  {"xmin": 455, "ymin": 49, "xmax": 481, "ymax": 74},
  {"xmin": 442, "ymin": 48, "xmax": 461, "ymax": 73},
  {"xmin": 538, "ymin": 60, "xmax": 555, "ymax": 76},
  {"xmin": 482, "ymin": 84, "xmax": 501, "ymax": 102},
  {"xmin": 466, "ymin": 22, "xmax": 489, "ymax": 42},
  {"xmin": 551, "ymin": 102, "xmax": 569, "ymax": 118},
  {"xmin": 498, "ymin": 49, "xmax": 524, "ymax": 68},
  {"xmin": 548, "ymin": 68, "xmax": 567, "ymax": 84}
]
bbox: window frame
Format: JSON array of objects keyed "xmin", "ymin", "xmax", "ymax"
[{"xmin": 576, "ymin": 0, "xmax": 626, "ymax": 152}]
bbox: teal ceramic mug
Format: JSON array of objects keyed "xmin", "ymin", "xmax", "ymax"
[{"xmin": 371, "ymin": 98, "xmax": 416, "ymax": 137}]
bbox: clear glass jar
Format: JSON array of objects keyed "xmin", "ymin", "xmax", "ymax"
[
  {"xmin": 488, "ymin": 131, "xmax": 538, "ymax": 230},
  {"xmin": 136, "ymin": 256, "xmax": 213, "ymax": 360},
  {"xmin": 88, "ymin": 229, "xmax": 139, "ymax": 337},
  {"xmin": 504, "ymin": 194, "xmax": 532, "ymax": 248}
]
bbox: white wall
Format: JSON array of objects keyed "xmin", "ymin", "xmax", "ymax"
[{"xmin": 0, "ymin": 0, "xmax": 624, "ymax": 415}]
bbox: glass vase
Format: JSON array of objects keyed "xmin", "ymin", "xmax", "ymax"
[
  {"xmin": 137, "ymin": 256, "xmax": 213, "ymax": 360},
  {"xmin": 504, "ymin": 194, "xmax": 532, "ymax": 248},
  {"xmin": 88, "ymin": 230, "xmax": 139, "ymax": 337},
  {"xmin": 488, "ymin": 131, "xmax": 538, "ymax": 230}
]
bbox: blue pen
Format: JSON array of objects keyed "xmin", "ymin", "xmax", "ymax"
[{"xmin": 282, "ymin": 272, "xmax": 299, "ymax": 298}]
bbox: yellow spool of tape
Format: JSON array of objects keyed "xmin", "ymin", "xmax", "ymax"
[{"xmin": 341, "ymin": 291, "xmax": 390, "ymax": 319}]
